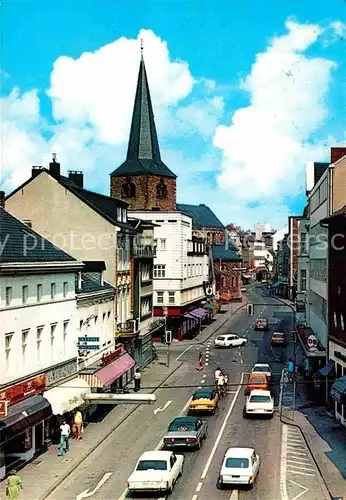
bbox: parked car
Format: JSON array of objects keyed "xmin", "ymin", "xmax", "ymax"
[
  {"xmin": 254, "ymin": 318, "xmax": 269, "ymax": 331},
  {"xmin": 271, "ymin": 332, "xmax": 286, "ymax": 345},
  {"xmin": 241, "ymin": 287, "xmax": 247, "ymax": 293},
  {"xmin": 127, "ymin": 450, "xmax": 184, "ymax": 494},
  {"xmin": 245, "ymin": 372, "xmax": 269, "ymax": 395},
  {"xmin": 218, "ymin": 447, "xmax": 260, "ymax": 488},
  {"xmin": 163, "ymin": 416, "xmax": 208, "ymax": 450},
  {"xmin": 214, "ymin": 334, "xmax": 248, "ymax": 348},
  {"xmin": 243, "ymin": 390, "xmax": 274, "ymax": 418},
  {"xmin": 252, "ymin": 363, "xmax": 272, "ymax": 381},
  {"xmin": 189, "ymin": 388, "xmax": 219, "ymax": 414}
]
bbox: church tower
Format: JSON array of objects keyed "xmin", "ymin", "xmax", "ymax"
[{"xmin": 110, "ymin": 44, "xmax": 177, "ymax": 210}]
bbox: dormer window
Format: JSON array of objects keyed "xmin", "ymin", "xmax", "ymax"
[
  {"xmin": 156, "ymin": 180, "xmax": 167, "ymax": 199},
  {"xmin": 121, "ymin": 177, "xmax": 136, "ymax": 198}
]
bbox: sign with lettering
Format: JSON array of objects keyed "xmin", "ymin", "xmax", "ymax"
[
  {"xmin": 0, "ymin": 401, "xmax": 8, "ymax": 417},
  {"xmin": 0, "ymin": 405, "xmax": 52, "ymax": 444},
  {"xmin": 79, "ymin": 345, "xmax": 100, "ymax": 350},
  {"xmin": 78, "ymin": 337, "xmax": 100, "ymax": 343},
  {"xmin": 0, "ymin": 375, "xmax": 46, "ymax": 407},
  {"xmin": 45, "ymin": 361, "xmax": 77, "ymax": 387},
  {"xmin": 102, "ymin": 345, "xmax": 124, "ymax": 365}
]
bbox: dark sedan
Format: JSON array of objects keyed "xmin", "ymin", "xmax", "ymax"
[{"xmin": 163, "ymin": 416, "xmax": 208, "ymax": 450}]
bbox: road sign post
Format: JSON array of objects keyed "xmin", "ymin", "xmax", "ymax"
[{"xmin": 163, "ymin": 306, "xmax": 170, "ymax": 367}]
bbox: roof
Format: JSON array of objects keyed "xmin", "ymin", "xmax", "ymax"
[
  {"xmin": 170, "ymin": 416, "xmax": 199, "ymax": 423},
  {"xmin": 139, "ymin": 451, "xmax": 173, "ymax": 460},
  {"xmin": 0, "ymin": 209, "xmax": 77, "ymax": 263},
  {"xmin": 211, "ymin": 243, "xmax": 241, "ymax": 262},
  {"xmin": 248, "ymin": 389, "xmax": 271, "ymax": 396},
  {"xmin": 111, "ymin": 59, "xmax": 176, "ymax": 179},
  {"xmin": 7, "ymin": 168, "xmax": 137, "ymax": 233},
  {"xmin": 194, "ymin": 388, "xmax": 213, "ymax": 395},
  {"xmin": 176, "ymin": 203, "xmax": 224, "ymax": 229},
  {"xmin": 77, "ymin": 272, "xmax": 115, "ymax": 294},
  {"xmin": 225, "ymin": 447, "xmax": 255, "ymax": 458}
]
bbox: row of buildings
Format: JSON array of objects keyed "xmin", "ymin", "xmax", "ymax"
[
  {"xmin": 273, "ymin": 147, "xmax": 346, "ymax": 428},
  {"xmin": 0, "ymin": 53, "xmax": 243, "ymax": 477}
]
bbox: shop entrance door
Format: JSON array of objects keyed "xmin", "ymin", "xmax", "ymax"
[{"xmin": 35, "ymin": 422, "xmax": 43, "ymax": 452}]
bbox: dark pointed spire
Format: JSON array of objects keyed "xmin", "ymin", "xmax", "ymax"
[{"xmin": 111, "ymin": 44, "xmax": 176, "ymax": 179}]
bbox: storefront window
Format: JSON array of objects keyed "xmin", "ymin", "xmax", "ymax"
[{"xmin": 24, "ymin": 428, "xmax": 33, "ymax": 451}]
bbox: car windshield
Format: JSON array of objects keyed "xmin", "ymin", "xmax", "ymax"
[
  {"xmin": 273, "ymin": 333, "xmax": 283, "ymax": 338},
  {"xmin": 253, "ymin": 366, "xmax": 269, "ymax": 372},
  {"xmin": 225, "ymin": 457, "xmax": 249, "ymax": 468},
  {"xmin": 168, "ymin": 420, "xmax": 196, "ymax": 432},
  {"xmin": 136, "ymin": 460, "xmax": 167, "ymax": 471},
  {"xmin": 250, "ymin": 377, "xmax": 266, "ymax": 384},
  {"xmin": 192, "ymin": 392, "xmax": 212, "ymax": 400},
  {"xmin": 249, "ymin": 395, "xmax": 271, "ymax": 403}
]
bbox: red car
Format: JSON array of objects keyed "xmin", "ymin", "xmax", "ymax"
[{"xmin": 254, "ymin": 318, "xmax": 269, "ymax": 331}]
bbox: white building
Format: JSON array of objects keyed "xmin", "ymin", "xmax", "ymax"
[
  {"xmin": 253, "ymin": 241, "xmax": 273, "ymax": 271},
  {"xmin": 130, "ymin": 210, "xmax": 209, "ymax": 338},
  {"xmin": 273, "ymin": 225, "xmax": 289, "ymax": 251}
]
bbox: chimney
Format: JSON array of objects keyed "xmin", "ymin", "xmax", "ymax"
[
  {"xmin": 0, "ymin": 191, "xmax": 5, "ymax": 209},
  {"xmin": 331, "ymin": 147, "xmax": 346, "ymax": 164},
  {"xmin": 32, "ymin": 166, "xmax": 44, "ymax": 178},
  {"xmin": 49, "ymin": 153, "xmax": 60, "ymax": 179},
  {"xmin": 68, "ymin": 170, "xmax": 84, "ymax": 188}
]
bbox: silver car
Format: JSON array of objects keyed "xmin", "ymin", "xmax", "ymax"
[{"xmin": 163, "ymin": 416, "xmax": 208, "ymax": 450}]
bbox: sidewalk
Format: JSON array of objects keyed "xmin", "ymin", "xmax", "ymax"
[
  {"xmin": 281, "ymin": 343, "xmax": 346, "ymax": 498},
  {"xmin": 0, "ymin": 303, "xmax": 242, "ymax": 500}
]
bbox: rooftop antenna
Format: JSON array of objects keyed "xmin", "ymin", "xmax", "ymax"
[{"xmin": 140, "ymin": 38, "xmax": 144, "ymax": 60}]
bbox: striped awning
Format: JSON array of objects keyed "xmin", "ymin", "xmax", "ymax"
[{"xmin": 80, "ymin": 353, "xmax": 135, "ymax": 388}]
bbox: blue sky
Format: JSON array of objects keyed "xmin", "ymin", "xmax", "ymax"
[{"xmin": 1, "ymin": 0, "xmax": 345, "ymax": 230}]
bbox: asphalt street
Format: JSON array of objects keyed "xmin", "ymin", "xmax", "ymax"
[{"xmin": 47, "ymin": 286, "xmax": 330, "ymax": 500}]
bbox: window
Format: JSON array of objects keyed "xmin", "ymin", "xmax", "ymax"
[
  {"xmin": 341, "ymin": 314, "xmax": 345, "ymax": 331},
  {"xmin": 300, "ymin": 233, "xmax": 307, "ymax": 255},
  {"xmin": 117, "ymin": 206, "xmax": 122, "ymax": 221},
  {"xmin": 22, "ymin": 329, "xmax": 29, "ymax": 358},
  {"xmin": 168, "ymin": 291, "xmax": 175, "ymax": 304},
  {"xmin": 231, "ymin": 276, "xmax": 235, "ymax": 288},
  {"xmin": 300, "ymin": 269, "xmax": 307, "ymax": 292},
  {"xmin": 156, "ymin": 181, "xmax": 167, "ymax": 199},
  {"xmin": 63, "ymin": 321, "xmax": 69, "ymax": 350},
  {"xmin": 37, "ymin": 284, "xmax": 43, "ymax": 302},
  {"xmin": 22, "ymin": 285, "xmax": 28, "ymax": 304},
  {"xmin": 37, "ymin": 327, "xmax": 43, "ymax": 361},
  {"xmin": 51, "ymin": 283, "xmax": 56, "ymax": 300},
  {"xmin": 184, "ymin": 264, "xmax": 187, "ymax": 278},
  {"xmin": 154, "ymin": 265, "xmax": 166, "ymax": 278},
  {"xmin": 121, "ymin": 180, "xmax": 136, "ymax": 198},
  {"xmin": 5, "ymin": 287, "xmax": 12, "ymax": 306},
  {"xmin": 310, "ymin": 259, "xmax": 327, "ymax": 282},
  {"xmin": 5, "ymin": 333, "xmax": 13, "ymax": 368},
  {"xmin": 157, "ymin": 292, "xmax": 164, "ymax": 304},
  {"xmin": 50, "ymin": 323, "xmax": 57, "ymax": 347},
  {"xmin": 160, "ymin": 238, "xmax": 166, "ymax": 250},
  {"xmin": 63, "ymin": 282, "xmax": 68, "ymax": 298}
]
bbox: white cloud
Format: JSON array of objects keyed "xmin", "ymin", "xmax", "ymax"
[
  {"xmin": 214, "ymin": 19, "xmax": 337, "ymax": 202},
  {"xmin": 330, "ymin": 20, "xmax": 346, "ymax": 38}
]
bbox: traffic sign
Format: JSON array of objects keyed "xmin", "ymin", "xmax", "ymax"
[
  {"xmin": 78, "ymin": 337, "xmax": 100, "ymax": 343},
  {"xmin": 78, "ymin": 345, "xmax": 100, "ymax": 350},
  {"xmin": 0, "ymin": 401, "xmax": 8, "ymax": 417}
]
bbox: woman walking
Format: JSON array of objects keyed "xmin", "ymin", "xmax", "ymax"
[
  {"xmin": 5, "ymin": 470, "xmax": 22, "ymax": 500},
  {"xmin": 134, "ymin": 368, "xmax": 141, "ymax": 392}
]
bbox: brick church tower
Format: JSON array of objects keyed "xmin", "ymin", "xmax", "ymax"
[{"xmin": 110, "ymin": 49, "xmax": 177, "ymax": 210}]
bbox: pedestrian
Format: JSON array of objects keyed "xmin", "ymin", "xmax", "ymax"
[
  {"xmin": 287, "ymin": 359, "xmax": 295, "ymax": 382},
  {"xmin": 134, "ymin": 368, "xmax": 141, "ymax": 392},
  {"xmin": 58, "ymin": 419, "xmax": 71, "ymax": 456},
  {"xmin": 303, "ymin": 358, "xmax": 311, "ymax": 379},
  {"xmin": 5, "ymin": 470, "xmax": 22, "ymax": 500},
  {"xmin": 73, "ymin": 410, "xmax": 83, "ymax": 440}
]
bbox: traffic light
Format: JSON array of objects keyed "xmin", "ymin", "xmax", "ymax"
[
  {"xmin": 290, "ymin": 330, "xmax": 297, "ymax": 343},
  {"xmin": 165, "ymin": 330, "xmax": 172, "ymax": 344},
  {"xmin": 247, "ymin": 304, "xmax": 254, "ymax": 316}
]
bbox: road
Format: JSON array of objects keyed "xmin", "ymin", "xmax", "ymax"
[{"xmin": 47, "ymin": 286, "xmax": 329, "ymax": 500}]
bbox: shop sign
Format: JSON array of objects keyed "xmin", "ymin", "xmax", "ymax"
[
  {"xmin": 0, "ymin": 406, "xmax": 52, "ymax": 445},
  {"xmin": 0, "ymin": 401, "xmax": 8, "ymax": 417},
  {"xmin": 102, "ymin": 345, "xmax": 124, "ymax": 365},
  {"xmin": 46, "ymin": 361, "xmax": 77, "ymax": 387},
  {"xmin": 0, "ymin": 375, "xmax": 46, "ymax": 407}
]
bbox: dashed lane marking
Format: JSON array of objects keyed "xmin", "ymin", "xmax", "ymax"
[
  {"xmin": 191, "ymin": 495, "xmax": 198, "ymax": 500},
  {"xmin": 205, "ymin": 362, "xmax": 209, "ymax": 366},
  {"xmin": 201, "ymin": 379, "xmax": 205, "ymax": 384},
  {"xmin": 230, "ymin": 489, "xmax": 239, "ymax": 499},
  {"xmin": 195, "ymin": 482, "xmax": 203, "ymax": 492}
]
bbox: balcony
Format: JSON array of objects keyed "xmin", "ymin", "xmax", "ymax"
[
  {"xmin": 134, "ymin": 244, "xmax": 156, "ymax": 258},
  {"xmin": 117, "ymin": 319, "xmax": 139, "ymax": 335}
]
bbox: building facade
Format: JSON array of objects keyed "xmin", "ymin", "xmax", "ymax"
[{"xmin": 295, "ymin": 211, "xmax": 309, "ymax": 325}]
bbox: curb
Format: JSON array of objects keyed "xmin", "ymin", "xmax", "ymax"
[{"xmin": 40, "ymin": 361, "xmax": 183, "ymax": 500}]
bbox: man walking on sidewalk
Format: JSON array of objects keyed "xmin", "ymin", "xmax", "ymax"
[
  {"xmin": 58, "ymin": 420, "xmax": 71, "ymax": 456},
  {"xmin": 134, "ymin": 368, "xmax": 141, "ymax": 392}
]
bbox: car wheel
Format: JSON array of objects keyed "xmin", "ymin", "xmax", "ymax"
[
  {"xmin": 217, "ymin": 478, "xmax": 223, "ymax": 490},
  {"xmin": 243, "ymin": 408, "xmax": 248, "ymax": 419},
  {"xmin": 242, "ymin": 341, "xmax": 246, "ymax": 346},
  {"xmin": 196, "ymin": 440, "xmax": 201, "ymax": 450}
]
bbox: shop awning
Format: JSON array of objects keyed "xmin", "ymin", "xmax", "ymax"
[
  {"xmin": 0, "ymin": 395, "xmax": 52, "ymax": 444},
  {"xmin": 43, "ymin": 378, "xmax": 90, "ymax": 416},
  {"xmin": 184, "ymin": 313, "xmax": 197, "ymax": 320},
  {"xmin": 81, "ymin": 353, "xmax": 135, "ymax": 388},
  {"xmin": 189, "ymin": 308, "xmax": 207, "ymax": 319},
  {"xmin": 318, "ymin": 360, "xmax": 335, "ymax": 377},
  {"xmin": 330, "ymin": 376, "xmax": 346, "ymax": 403},
  {"xmin": 219, "ymin": 294, "xmax": 229, "ymax": 301},
  {"xmin": 271, "ymin": 281, "xmax": 281, "ymax": 288},
  {"xmin": 204, "ymin": 304, "xmax": 216, "ymax": 310}
]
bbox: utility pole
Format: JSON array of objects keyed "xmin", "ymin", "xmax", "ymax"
[{"xmin": 163, "ymin": 305, "xmax": 171, "ymax": 367}]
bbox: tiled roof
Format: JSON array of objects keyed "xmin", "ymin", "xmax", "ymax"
[
  {"xmin": 111, "ymin": 59, "xmax": 176, "ymax": 179},
  {"xmin": 76, "ymin": 272, "xmax": 115, "ymax": 294},
  {"xmin": 176, "ymin": 203, "xmax": 224, "ymax": 229},
  {"xmin": 0, "ymin": 209, "xmax": 77, "ymax": 263},
  {"xmin": 211, "ymin": 243, "xmax": 241, "ymax": 262}
]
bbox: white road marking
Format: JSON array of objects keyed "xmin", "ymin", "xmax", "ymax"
[
  {"xmin": 205, "ymin": 362, "xmax": 209, "ymax": 366},
  {"xmin": 154, "ymin": 400, "xmax": 172, "ymax": 415},
  {"xmin": 288, "ymin": 480, "xmax": 309, "ymax": 500},
  {"xmin": 191, "ymin": 495, "xmax": 198, "ymax": 500},
  {"xmin": 201, "ymin": 379, "xmax": 205, "ymax": 384},
  {"xmin": 280, "ymin": 425, "xmax": 289, "ymax": 500},
  {"xmin": 198, "ymin": 386, "xmax": 202, "ymax": 389},
  {"xmin": 176, "ymin": 344, "xmax": 193, "ymax": 361},
  {"xmin": 287, "ymin": 456, "xmax": 311, "ymax": 463},
  {"xmin": 287, "ymin": 450, "xmax": 308, "ymax": 457},
  {"xmin": 202, "ymin": 374, "xmax": 206, "ymax": 378},
  {"xmin": 287, "ymin": 470, "xmax": 316, "ymax": 476},
  {"xmin": 76, "ymin": 473, "xmax": 113, "ymax": 500},
  {"xmin": 195, "ymin": 481, "xmax": 203, "ymax": 492},
  {"xmin": 200, "ymin": 373, "xmax": 244, "ymax": 480},
  {"xmin": 230, "ymin": 490, "xmax": 239, "ymax": 500},
  {"xmin": 287, "ymin": 464, "xmax": 316, "ymax": 473}
]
